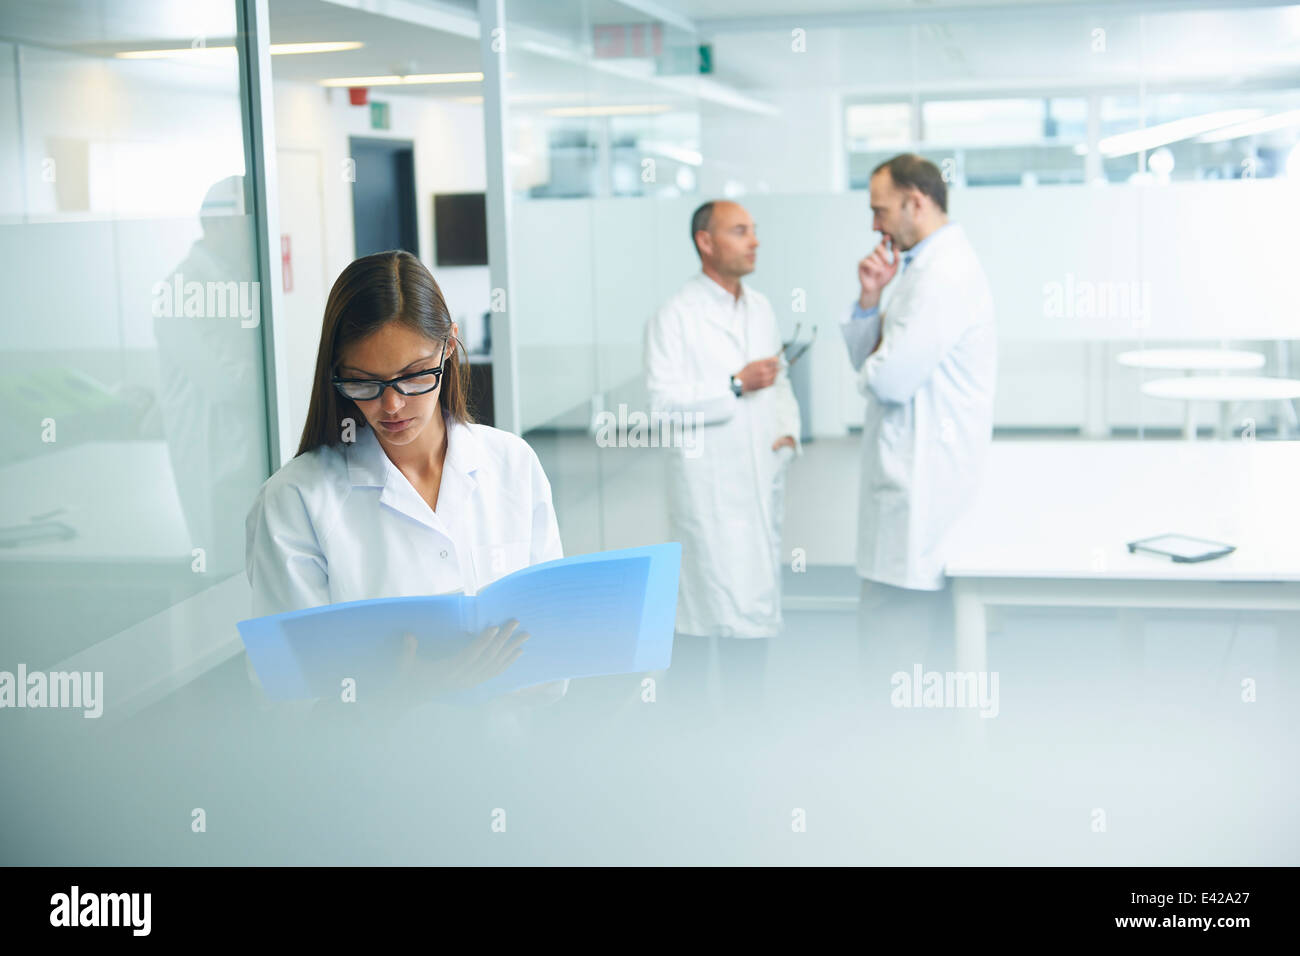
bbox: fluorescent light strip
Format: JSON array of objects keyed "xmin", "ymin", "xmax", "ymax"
[
  {"xmin": 639, "ymin": 139, "xmax": 702, "ymax": 166},
  {"xmin": 320, "ymin": 72, "xmax": 483, "ymax": 87},
  {"xmin": 1196, "ymin": 109, "xmax": 1300, "ymax": 143},
  {"xmin": 117, "ymin": 41, "xmax": 363, "ymax": 59},
  {"xmin": 544, "ymin": 104, "xmax": 672, "ymax": 117},
  {"xmin": 1098, "ymin": 109, "xmax": 1264, "ymax": 158}
]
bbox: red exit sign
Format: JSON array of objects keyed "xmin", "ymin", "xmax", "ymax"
[{"xmin": 593, "ymin": 23, "xmax": 663, "ymax": 58}]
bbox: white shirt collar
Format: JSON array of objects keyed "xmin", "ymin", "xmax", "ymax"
[
  {"xmin": 345, "ymin": 412, "xmax": 481, "ymax": 489},
  {"xmin": 695, "ymin": 271, "xmax": 748, "ymax": 307}
]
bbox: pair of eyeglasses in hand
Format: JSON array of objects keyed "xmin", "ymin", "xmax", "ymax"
[{"xmin": 780, "ymin": 323, "xmax": 818, "ymax": 368}]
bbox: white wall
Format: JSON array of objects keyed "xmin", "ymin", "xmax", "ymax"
[
  {"xmin": 269, "ymin": 81, "xmax": 1300, "ymax": 441},
  {"xmin": 509, "ymin": 180, "xmax": 1300, "ymax": 437},
  {"xmin": 698, "ymin": 88, "xmax": 844, "ymax": 196},
  {"xmin": 272, "ymin": 82, "xmax": 492, "ymax": 441}
]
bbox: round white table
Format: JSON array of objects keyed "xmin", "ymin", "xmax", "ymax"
[
  {"xmin": 1141, "ymin": 375, "xmax": 1300, "ymax": 440},
  {"xmin": 1118, "ymin": 349, "xmax": 1268, "ymax": 438},
  {"xmin": 1117, "ymin": 348, "xmax": 1266, "ymax": 373}
]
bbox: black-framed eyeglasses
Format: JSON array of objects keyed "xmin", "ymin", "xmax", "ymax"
[{"xmin": 332, "ymin": 342, "xmax": 448, "ymax": 401}]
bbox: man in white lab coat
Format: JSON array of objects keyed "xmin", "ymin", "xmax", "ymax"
[
  {"xmin": 644, "ymin": 200, "xmax": 801, "ymax": 715},
  {"xmin": 841, "ymin": 155, "xmax": 996, "ymax": 685}
]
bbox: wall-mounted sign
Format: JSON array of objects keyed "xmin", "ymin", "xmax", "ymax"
[{"xmin": 593, "ymin": 23, "xmax": 663, "ymax": 59}]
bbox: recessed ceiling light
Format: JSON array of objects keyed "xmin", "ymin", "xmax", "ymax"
[
  {"xmin": 1098, "ymin": 110, "xmax": 1263, "ymax": 158},
  {"xmin": 543, "ymin": 104, "xmax": 672, "ymax": 117},
  {"xmin": 320, "ymin": 72, "xmax": 483, "ymax": 87},
  {"xmin": 116, "ymin": 41, "xmax": 364, "ymax": 59}
]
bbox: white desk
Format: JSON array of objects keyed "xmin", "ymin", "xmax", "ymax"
[
  {"xmin": 1116, "ymin": 348, "xmax": 1266, "ymax": 373},
  {"xmin": 1141, "ymin": 376, "xmax": 1300, "ymax": 440},
  {"xmin": 0, "ymin": 441, "xmax": 191, "ymax": 562},
  {"xmin": 946, "ymin": 441, "xmax": 1300, "ymax": 678},
  {"xmin": 1117, "ymin": 349, "xmax": 1268, "ymax": 439}
]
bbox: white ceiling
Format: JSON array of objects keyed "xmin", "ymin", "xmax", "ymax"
[
  {"xmin": 267, "ymin": 0, "xmax": 479, "ymax": 82},
  {"xmin": 3, "ymin": 0, "xmax": 1296, "ymax": 106},
  {"xmin": 266, "ymin": 0, "xmax": 1300, "ymax": 99},
  {"xmin": 707, "ymin": 7, "xmax": 1300, "ymax": 95}
]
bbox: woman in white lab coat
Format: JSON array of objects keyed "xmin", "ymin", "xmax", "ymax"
[{"xmin": 244, "ymin": 250, "xmax": 564, "ymax": 708}]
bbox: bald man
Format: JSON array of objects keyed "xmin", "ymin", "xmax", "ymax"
[{"xmin": 644, "ymin": 200, "xmax": 801, "ymax": 719}]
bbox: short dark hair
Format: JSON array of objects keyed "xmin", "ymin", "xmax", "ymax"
[
  {"xmin": 871, "ymin": 154, "xmax": 947, "ymax": 213},
  {"xmin": 690, "ymin": 200, "xmax": 716, "ymax": 257}
]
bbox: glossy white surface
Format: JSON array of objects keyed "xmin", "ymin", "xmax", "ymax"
[
  {"xmin": 1141, "ymin": 375, "xmax": 1300, "ymax": 402},
  {"xmin": 0, "ymin": 441, "xmax": 190, "ymax": 563},
  {"xmin": 1116, "ymin": 348, "xmax": 1265, "ymax": 371},
  {"xmin": 947, "ymin": 440, "xmax": 1300, "ymax": 581}
]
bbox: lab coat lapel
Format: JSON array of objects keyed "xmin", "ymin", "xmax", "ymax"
[
  {"xmin": 347, "ymin": 425, "xmax": 440, "ymax": 533},
  {"xmin": 433, "ymin": 421, "xmax": 481, "ymax": 539},
  {"xmin": 694, "ymin": 274, "xmax": 746, "ymax": 349},
  {"xmin": 346, "ymin": 419, "xmax": 478, "ymax": 536},
  {"xmin": 883, "ymin": 228, "xmax": 951, "ymax": 318}
]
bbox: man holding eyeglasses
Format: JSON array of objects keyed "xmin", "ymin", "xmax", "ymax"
[{"xmin": 643, "ymin": 199, "xmax": 802, "ymax": 719}]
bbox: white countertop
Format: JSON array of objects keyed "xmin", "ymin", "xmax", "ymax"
[
  {"xmin": 0, "ymin": 441, "xmax": 191, "ymax": 562},
  {"xmin": 1116, "ymin": 348, "xmax": 1266, "ymax": 371},
  {"xmin": 1140, "ymin": 375, "xmax": 1300, "ymax": 402},
  {"xmin": 946, "ymin": 440, "xmax": 1300, "ymax": 582}
]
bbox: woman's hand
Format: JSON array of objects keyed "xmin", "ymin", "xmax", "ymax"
[{"xmin": 379, "ymin": 619, "xmax": 530, "ymax": 720}]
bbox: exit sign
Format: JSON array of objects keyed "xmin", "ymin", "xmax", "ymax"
[
  {"xmin": 593, "ymin": 23, "xmax": 663, "ymax": 58},
  {"xmin": 370, "ymin": 101, "xmax": 390, "ymax": 130},
  {"xmin": 698, "ymin": 43, "xmax": 712, "ymax": 74}
]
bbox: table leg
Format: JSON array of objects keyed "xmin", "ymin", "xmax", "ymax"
[
  {"xmin": 1282, "ymin": 399, "xmax": 1298, "ymax": 441},
  {"xmin": 952, "ymin": 580, "xmax": 989, "ymax": 750},
  {"xmin": 1117, "ymin": 607, "xmax": 1146, "ymax": 720},
  {"xmin": 953, "ymin": 579, "xmax": 988, "ymax": 675}
]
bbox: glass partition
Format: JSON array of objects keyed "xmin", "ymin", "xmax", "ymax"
[
  {"xmin": 502, "ymin": 0, "xmax": 705, "ymax": 555},
  {"xmin": 0, "ymin": 0, "xmax": 270, "ymax": 666},
  {"xmin": 490, "ymin": 0, "xmax": 1299, "ymax": 565}
]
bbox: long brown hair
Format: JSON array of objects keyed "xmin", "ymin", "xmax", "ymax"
[{"xmin": 296, "ymin": 250, "xmax": 472, "ymax": 457}]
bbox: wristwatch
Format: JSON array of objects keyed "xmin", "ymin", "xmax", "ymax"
[{"xmin": 730, "ymin": 375, "xmax": 744, "ymax": 397}]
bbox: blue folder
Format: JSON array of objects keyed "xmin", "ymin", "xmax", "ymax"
[{"xmin": 236, "ymin": 542, "xmax": 681, "ymax": 702}]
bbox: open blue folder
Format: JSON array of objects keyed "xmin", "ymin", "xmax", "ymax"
[{"xmin": 236, "ymin": 542, "xmax": 681, "ymax": 702}]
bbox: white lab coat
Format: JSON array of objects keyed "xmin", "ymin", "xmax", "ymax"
[
  {"xmin": 245, "ymin": 414, "xmax": 563, "ymax": 616},
  {"xmin": 840, "ymin": 223, "xmax": 996, "ymax": 590},
  {"xmin": 645, "ymin": 273, "xmax": 802, "ymax": 638},
  {"xmin": 154, "ymin": 238, "xmax": 265, "ymax": 576}
]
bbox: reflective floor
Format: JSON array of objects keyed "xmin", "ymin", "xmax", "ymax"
[{"xmin": 3, "ymin": 601, "xmax": 1295, "ymax": 865}]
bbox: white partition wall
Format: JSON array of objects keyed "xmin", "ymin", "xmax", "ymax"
[
  {"xmin": 479, "ymin": 0, "xmax": 1300, "ymax": 556},
  {"xmin": 0, "ymin": 0, "xmax": 273, "ymax": 664},
  {"xmin": 508, "ymin": 179, "xmax": 1300, "ymax": 441}
]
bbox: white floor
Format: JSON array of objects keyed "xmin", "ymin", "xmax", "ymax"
[{"xmin": 531, "ymin": 429, "xmax": 862, "ymax": 565}]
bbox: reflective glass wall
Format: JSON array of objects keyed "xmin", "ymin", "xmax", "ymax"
[
  {"xmin": 501, "ymin": 0, "xmax": 707, "ymax": 556},
  {"xmin": 0, "ymin": 0, "xmax": 270, "ymax": 666},
  {"xmin": 698, "ymin": 5, "xmax": 1300, "ymax": 442},
  {"xmin": 490, "ymin": 2, "xmax": 1300, "ymax": 565}
]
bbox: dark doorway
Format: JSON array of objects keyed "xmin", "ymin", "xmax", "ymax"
[{"xmin": 350, "ymin": 137, "xmax": 418, "ymax": 258}]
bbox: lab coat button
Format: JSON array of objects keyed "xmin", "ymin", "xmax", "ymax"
[{"xmin": 440, "ymin": 550, "xmax": 449, "ymax": 559}]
